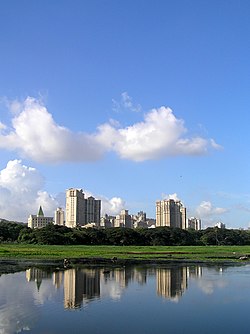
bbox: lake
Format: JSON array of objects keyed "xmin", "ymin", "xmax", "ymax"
[{"xmin": 1, "ymin": 262, "xmax": 250, "ymax": 334}]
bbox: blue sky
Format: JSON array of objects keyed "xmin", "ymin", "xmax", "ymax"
[{"xmin": 0, "ymin": 0, "xmax": 250, "ymax": 228}]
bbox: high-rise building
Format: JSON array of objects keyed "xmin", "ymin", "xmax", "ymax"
[
  {"xmin": 65, "ymin": 188, "xmax": 101, "ymax": 228},
  {"xmin": 187, "ymin": 217, "xmax": 201, "ymax": 230},
  {"xmin": 86, "ymin": 196, "xmax": 101, "ymax": 226},
  {"xmin": 54, "ymin": 207, "xmax": 65, "ymax": 226},
  {"xmin": 114, "ymin": 209, "xmax": 132, "ymax": 228},
  {"xmin": 65, "ymin": 189, "xmax": 85, "ymax": 228},
  {"xmin": 156, "ymin": 199, "xmax": 186, "ymax": 229}
]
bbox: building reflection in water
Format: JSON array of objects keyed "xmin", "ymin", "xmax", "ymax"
[
  {"xmin": 26, "ymin": 268, "xmax": 52, "ymax": 290},
  {"xmin": 26, "ymin": 265, "xmax": 204, "ymax": 309},
  {"xmin": 53, "ymin": 271, "xmax": 63, "ymax": 289},
  {"xmin": 156, "ymin": 267, "xmax": 187, "ymax": 301},
  {"xmin": 156, "ymin": 266, "xmax": 203, "ymax": 301},
  {"xmin": 64, "ymin": 268, "xmax": 100, "ymax": 309},
  {"xmin": 187, "ymin": 265, "xmax": 203, "ymax": 279}
]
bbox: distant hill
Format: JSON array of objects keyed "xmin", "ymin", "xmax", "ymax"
[{"xmin": 0, "ymin": 218, "xmax": 27, "ymax": 225}]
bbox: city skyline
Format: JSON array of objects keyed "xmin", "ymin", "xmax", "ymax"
[
  {"xmin": 28, "ymin": 189, "xmax": 204, "ymax": 230},
  {"xmin": 0, "ymin": 1, "xmax": 250, "ymax": 228}
]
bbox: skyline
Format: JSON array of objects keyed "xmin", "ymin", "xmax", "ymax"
[{"xmin": 0, "ymin": 0, "xmax": 250, "ymax": 228}]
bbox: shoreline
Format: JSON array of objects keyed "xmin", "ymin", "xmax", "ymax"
[
  {"xmin": 1, "ymin": 244, "xmax": 250, "ymax": 272},
  {"xmin": 0, "ymin": 256, "xmax": 248, "ymax": 275}
]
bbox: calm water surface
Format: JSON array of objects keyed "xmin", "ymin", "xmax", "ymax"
[{"xmin": 1, "ymin": 263, "xmax": 250, "ymax": 334}]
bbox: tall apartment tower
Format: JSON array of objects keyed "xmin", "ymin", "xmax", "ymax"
[
  {"xmin": 86, "ymin": 196, "xmax": 101, "ymax": 226},
  {"xmin": 156, "ymin": 199, "xmax": 186, "ymax": 229},
  {"xmin": 54, "ymin": 207, "xmax": 65, "ymax": 226},
  {"xmin": 65, "ymin": 188, "xmax": 101, "ymax": 228},
  {"xmin": 66, "ymin": 189, "xmax": 86, "ymax": 228},
  {"xmin": 187, "ymin": 217, "xmax": 201, "ymax": 230}
]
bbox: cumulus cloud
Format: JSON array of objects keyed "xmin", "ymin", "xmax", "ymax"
[
  {"xmin": 0, "ymin": 97, "xmax": 105, "ymax": 163},
  {"xmin": 0, "ymin": 160, "xmax": 58, "ymax": 222},
  {"xmin": 194, "ymin": 201, "xmax": 229, "ymax": 228},
  {"xmin": 97, "ymin": 106, "xmax": 220, "ymax": 161},
  {"xmin": 196, "ymin": 201, "xmax": 228, "ymax": 218},
  {"xmin": 0, "ymin": 97, "xmax": 221, "ymax": 163},
  {"xmin": 81, "ymin": 189, "xmax": 125, "ymax": 216},
  {"xmin": 100, "ymin": 196, "xmax": 125, "ymax": 216},
  {"xmin": 195, "ymin": 201, "xmax": 228, "ymax": 227},
  {"xmin": 0, "ymin": 160, "xmax": 126, "ymax": 221}
]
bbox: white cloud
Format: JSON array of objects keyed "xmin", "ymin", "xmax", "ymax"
[
  {"xmin": 0, "ymin": 160, "xmax": 58, "ymax": 222},
  {"xmin": 97, "ymin": 106, "xmax": 220, "ymax": 161},
  {"xmin": 112, "ymin": 91, "xmax": 141, "ymax": 113},
  {"xmin": 196, "ymin": 201, "xmax": 228, "ymax": 218},
  {"xmin": 81, "ymin": 189, "xmax": 125, "ymax": 216},
  {"xmin": 0, "ymin": 160, "xmax": 126, "ymax": 221},
  {"xmin": 0, "ymin": 121, "xmax": 6, "ymax": 130},
  {"xmin": 0, "ymin": 97, "xmax": 221, "ymax": 163},
  {"xmin": 210, "ymin": 138, "xmax": 223, "ymax": 150},
  {"xmin": 162, "ymin": 193, "xmax": 180, "ymax": 201},
  {"xmin": 121, "ymin": 92, "xmax": 141, "ymax": 113},
  {"xmin": 100, "ymin": 196, "xmax": 125, "ymax": 216},
  {"xmin": 0, "ymin": 97, "xmax": 105, "ymax": 163},
  {"xmin": 8, "ymin": 99, "xmax": 23, "ymax": 114}
]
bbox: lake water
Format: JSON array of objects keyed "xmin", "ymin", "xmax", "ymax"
[{"xmin": 1, "ymin": 263, "xmax": 250, "ymax": 334}]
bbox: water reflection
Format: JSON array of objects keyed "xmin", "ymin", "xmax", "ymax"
[
  {"xmin": 23, "ymin": 265, "xmax": 204, "ymax": 308},
  {"xmin": 156, "ymin": 267, "xmax": 188, "ymax": 301},
  {"xmin": 26, "ymin": 268, "xmax": 53, "ymax": 290},
  {"xmin": 64, "ymin": 268, "xmax": 100, "ymax": 308},
  {"xmin": 1, "ymin": 263, "xmax": 250, "ymax": 334}
]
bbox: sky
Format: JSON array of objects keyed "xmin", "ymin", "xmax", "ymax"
[{"xmin": 0, "ymin": 0, "xmax": 250, "ymax": 228}]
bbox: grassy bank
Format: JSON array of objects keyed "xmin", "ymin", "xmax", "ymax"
[{"xmin": 1, "ymin": 244, "xmax": 250, "ymax": 262}]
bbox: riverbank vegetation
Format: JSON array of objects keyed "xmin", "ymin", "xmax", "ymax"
[
  {"xmin": 1, "ymin": 220, "xmax": 250, "ymax": 246},
  {"xmin": 1, "ymin": 244, "xmax": 250, "ymax": 262},
  {"xmin": 2, "ymin": 221, "xmax": 250, "ymax": 262}
]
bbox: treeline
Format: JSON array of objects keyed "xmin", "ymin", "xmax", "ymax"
[{"xmin": 1, "ymin": 220, "xmax": 250, "ymax": 246}]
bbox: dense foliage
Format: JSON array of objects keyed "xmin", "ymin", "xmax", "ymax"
[
  {"xmin": 0, "ymin": 219, "xmax": 26, "ymax": 242},
  {"xmin": 1, "ymin": 220, "xmax": 250, "ymax": 246}
]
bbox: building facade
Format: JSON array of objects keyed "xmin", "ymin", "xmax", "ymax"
[
  {"xmin": 114, "ymin": 209, "xmax": 132, "ymax": 228},
  {"xmin": 187, "ymin": 217, "xmax": 201, "ymax": 230},
  {"xmin": 214, "ymin": 222, "xmax": 226, "ymax": 229},
  {"xmin": 65, "ymin": 188, "xmax": 101, "ymax": 228},
  {"xmin": 132, "ymin": 211, "xmax": 147, "ymax": 228},
  {"xmin": 28, "ymin": 206, "xmax": 53, "ymax": 229},
  {"xmin": 100, "ymin": 214, "xmax": 116, "ymax": 228},
  {"xmin": 54, "ymin": 207, "xmax": 65, "ymax": 226},
  {"xmin": 156, "ymin": 199, "xmax": 186, "ymax": 229},
  {"xmin": 85, "ymin": 196, "xmax": 101, "ymax": 225}
]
